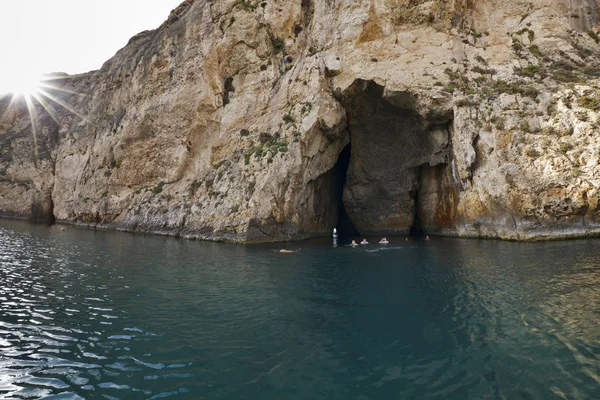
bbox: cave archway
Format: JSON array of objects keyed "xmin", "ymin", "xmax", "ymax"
[
  {"xmin": 330, "ymin": 79, "xmax": 454, "ymax": 237},
  {"xmin": 31, "ymin": 194, "xmax": 56, "ymax": 225}
]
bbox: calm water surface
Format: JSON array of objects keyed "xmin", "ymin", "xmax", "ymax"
[{"xmin": 0, "ymin": 220, "xmax": 599, "ymax": 399}]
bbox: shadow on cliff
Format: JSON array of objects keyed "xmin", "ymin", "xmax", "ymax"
[{"xmin": 332, "ymin": 143, "xmax": 359, "ymax": 238}]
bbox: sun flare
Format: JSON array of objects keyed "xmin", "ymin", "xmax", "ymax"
[
  {"xmin": 0, "ymin": 68, "xmax": 86, "ymax": 169},
  {"xmin": 0, "ymin": 72, "xmax": 43, "ymax": 97}
]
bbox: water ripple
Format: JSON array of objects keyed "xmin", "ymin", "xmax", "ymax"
[{"xmin": 1, "ymin": 222, "xmax": 599, "ymax": 399}]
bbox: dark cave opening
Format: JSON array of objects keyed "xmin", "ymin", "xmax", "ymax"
[
  {"xmin": 409, "ymin": 184, "xmax": 424, "ymax": 237},
  {"xmin": 331, "ymin": 79, "xmax": 455, "ymax": 238},
  {"xmin": 333, "ymin": 143, "xmax": 359, "ymax": 237},
  {"xmin": 48, "ymin": 198, "xmax": 56, "ymax": 225},
  {"xmin": 31, "ymin": 196, "xmax": 56, "ymax": 226},
  {"xmin": 223, "ymin": 77, "xmax": 235, "ymax": 106}
]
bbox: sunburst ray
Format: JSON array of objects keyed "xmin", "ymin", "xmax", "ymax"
[
  {"xmin": 37, "ymin": 88, "xmax": 90, "ymax": 123},
  {"xmin": 23, "ymin": 94, "xmax": 39, "ymax": 168},
  {"xmin": 31, "ymin": 92, "xmax": 60, "ymax": 125},
  {"xmin": 39, "ymin": 78, "xmax": 85, "ymax": 97},
  {"xmin": 1, "ymin": 73, "xmax": 90, "ymax": 169}
]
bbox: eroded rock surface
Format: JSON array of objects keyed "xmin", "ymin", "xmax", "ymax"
[{"xmin": 2, "ymin": 0, "xmax": 600, "ymax": 242}]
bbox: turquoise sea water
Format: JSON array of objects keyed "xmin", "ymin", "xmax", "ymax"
[{"xmin": 0, "ymin": 219, "xmax": 599, "ymax": 399}]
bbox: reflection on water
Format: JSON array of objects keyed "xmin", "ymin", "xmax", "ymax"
[{"xmin": 0, "ymin": 220, "xmax": 599, "ymax": 399}]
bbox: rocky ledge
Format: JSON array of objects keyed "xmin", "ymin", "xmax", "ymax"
[{"xmin": 2, "ymin": 0, "xmax": 600, "ymax": 242}]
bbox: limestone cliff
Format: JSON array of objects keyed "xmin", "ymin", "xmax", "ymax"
[{"xmin": 1, "ymin": 0, "xmax": 600, "ymax": 242}]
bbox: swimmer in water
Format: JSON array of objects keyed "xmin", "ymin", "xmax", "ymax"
[
  {"xmin": 425, "ymin": 236, "xmax": 431, "ymax": 241},
  {"xmin": 279, "ymin": 248, "xmax": 300, "ymax": 253},
  {"xmin": 350, "ymin": 240, "xmax": 358, "ymax": 247},
  {"xmin": 360, "ymin": 239, "xmax": 369, "ymax": 245},
  {"xmin": 379, "ymin": 237, "xmax": 389, "ymax": 244}
]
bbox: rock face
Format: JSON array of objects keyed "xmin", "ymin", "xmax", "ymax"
[{"xmin": 2, "ymin": 0, "xmax": 600, "ymax": 242}]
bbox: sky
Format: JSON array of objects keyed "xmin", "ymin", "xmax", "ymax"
[{"xmin": 0, "ymin": 0, "xmax": 183, "ymax": 92}]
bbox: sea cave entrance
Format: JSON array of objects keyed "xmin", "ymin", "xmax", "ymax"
[
  {"xmin": 31, "ymin": 194, "xmax": 56, "ymax": 225},
  {"xmin": 327, "ymin": 79, "xmax": 454, "ymax": 237}
]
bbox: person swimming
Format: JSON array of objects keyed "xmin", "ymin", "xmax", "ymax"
[
  {"xmin": 350, "ymin": 240, "xmax": 358, "ymax": 247},
  {"xmin": 379, "ymin": 237, "xmax": 389, "ymax": 244},
  {"xmin": 360, "ymin": 239, "xmax": 369, "ymax": 245},
  {"xmin": 425, "ymin": 236, "xmax": 431, "ymax": 241},
  {"xmin": 279, "ymin": 248, "xmax": 301, "ymax": 253}
]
